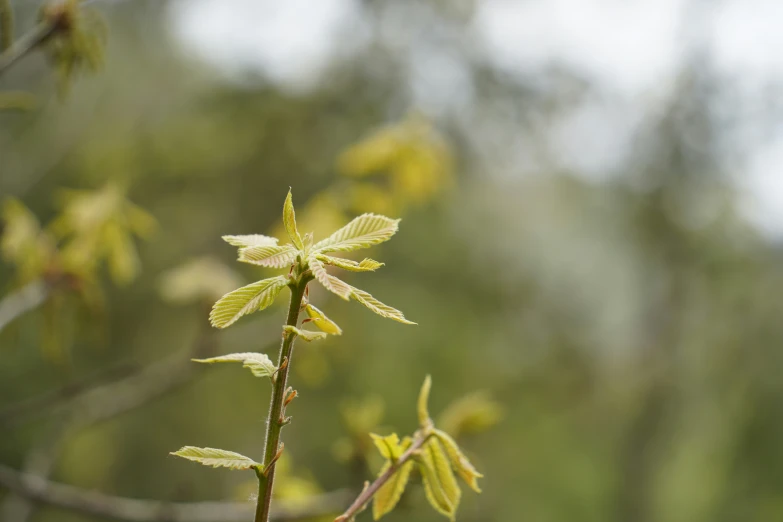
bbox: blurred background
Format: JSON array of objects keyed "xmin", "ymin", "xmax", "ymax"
[{"xmin": 2, "ymin": 0, "xmax": 783, "ymax": 521}]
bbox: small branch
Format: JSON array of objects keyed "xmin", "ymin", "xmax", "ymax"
[
  {"xmin": 0, "ymin": 463, "xmax": 352, "ymax": 522},
  {"xmin": 256, "ymin": 275, "xmax": 312, "ymax": 522},
  {"xmin": 0, "ymin": 19, "xmax": 56, "ymax": 77},
  {"xmin": 0, "ymin": 362, "xmax": 137, "ymax": 427},
  {"xmin": 0, "ymin": 280, "xmax": 49, "ymax": 334},
  {"xmin": 334, "ymin": 433, "xmax": 430, "ymax": 522}
]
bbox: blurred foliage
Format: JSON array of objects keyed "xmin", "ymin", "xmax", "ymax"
[{"xmin": 1, "ymin": 1, "xmax": 783, "ymax": 522}]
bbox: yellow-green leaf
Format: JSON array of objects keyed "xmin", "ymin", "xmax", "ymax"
[
  {"xmin": 283, "ymin": 189, "xmax": 304, "ymax": 250},
  {"xmin": 313, "ymin": 213, "xmax": 400, "ymax": 254},
  {"xmin": 223, "ymin": 234, "xmax": 279, "ymax": 248},
  {"xmin": 416, "ymin": 448, "xmax": 455, "ymax": 519},
  {"xmin": 210, "ymin": 275, "xmax": 288, "ymax": 328},
  {"xmin": 315, "ymin": 254, "xmax": 384, "ymax": 272},
  {"xmin": 418, "ymin": 375, "xmax": 432, "ymax": 428},
  {"xmin": 192, "ymin": 352, "xmax": 276, "ymax": 379},
  {"xmin": 373, "ymin": 460, "xmax": 414, "ymax": 520},
  {"xmin": 434, "ymin": 429, "xmax": 483, "ymax": 493},
  {"xmin": 170, "ymin": 446, "xmax": 260, "ymax": 470},
  {"xmin": 309, "ymin": 256, "xmax": 352, "ymax": 300},
  {"xmin": 351, "ymin": 287, "xmax": 415, "ymax": 324},
  {"xmin": 305, "ymin": 304, "xmax": 342, "ymax": 335},
  {"xmin": 283, "ymin": 325, "xmax": 327, "ymax": 342},
  {"xmin": 425, "ymin": 439, "xmax": 461, "ymax": 511},
  {"xmin": 238, "ymin": 244, "xmax": 298, "ymax": 268},
  {"xmin": 370, "ymin": 433, "xmax": 403, "ymax": 461}
]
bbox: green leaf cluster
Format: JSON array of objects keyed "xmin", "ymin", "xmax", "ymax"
[
  {"xmin": 210, "ymin": 189, "xmax": 415, "ymax": 330},
  {"xmin": 370, "ymin": 376, "xmax": 483, "ymax": 520}
]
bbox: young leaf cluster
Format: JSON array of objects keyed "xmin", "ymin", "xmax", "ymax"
[
  {"xmin": 210, "ymin": 189, "xmax": 414, "ymax": 331},
  {"xmin": 368, "ymin": 376, "xmax": 483, "ymax": 521}
]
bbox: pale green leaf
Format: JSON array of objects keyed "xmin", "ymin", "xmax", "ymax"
[
  {"xmin": 434, "ymin": 429, "xmax": 483, "ymax": 493},
  {"xmin": 283, "ymin": 189, "xmax": 304, "ymax": 250},
  {"xmin": 418, "ymin": 375, "xmax": 432, "ymax": 428},
  {"xmin": 238, "ymin": 244, "xmax": 298, "ymax": 268},
  {"xmin": 170, "ymin": 446, "xmax": 260, "ymax": 470},
  {"xmin": 351, "ymin": 287, "xmax": 415, "ymax": 324},
  {"xmin": 370, "ymin": 433, "xmax": 403, "ymax": 461},
  {"xmin": 417, "ymin": 448, "xmax": 455, "ymax": 519},
  {"xmin": 315, "ymin": 254, "xmax": 384, "ymax": 272},
  {"xmin": 222, "ymin": 234, "xmax": 279, "ymax": 248},
  {"xmin": 373, "ymin": 460, "xmax": 414, "ymax": 520},
  {"xmin": 210, "ymin": 275, "xmax": 288, "ymax": 328},
  {"xmin": 283, "ymin": 325, "xmax": 327, "ymax": 342},
  {"xmin": 192, "ymin": 352, "xmax": 277, "ymax": 379},
  {"xmin": 314, "ymin": 213, "xmax": 400, "ymax": 254},
  {"xmin": 305, "ymin": 304, "xmax": 342, "ymax": 335},
  {"xmin": 309, "ymin": 256, "xmax": 352, "ymax": 300},
  {"xmin": 425, "ymin": 439, "xmax": 461, "ymax": 511}
]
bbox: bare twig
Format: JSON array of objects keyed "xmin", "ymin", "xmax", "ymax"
[
  {"xmin": 0, "ymin": 463, "xmax": 352, "ymax": 522},
  {"xmin": 0, "ymin": 280, "xmax": 49, "ymax": 334},
  {"xmin": 0, "ymin": 19, "xmax": 56, "ymax": 77},
  {"xmin": 334, "ymin": 432, "xmax": 430, "ymax": 522}
]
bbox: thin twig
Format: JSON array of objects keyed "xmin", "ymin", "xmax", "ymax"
[
  {"xmin": 0, "ymin": 463, "xmax": 353, "ymax": 522},
  {"xmin": 0, "ymin": 280, "xmax": 49, "ymax": 334},
  {"xmin": 0, "ymin": 19, "xmax": 56, "ymax": 77},
  {"xmin": 334, "ymin": 433, "xmax": 430, "ymax": 522}
]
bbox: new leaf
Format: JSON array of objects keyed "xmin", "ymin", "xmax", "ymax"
[
  {"xmin": 170, "ymin": 447, "xmax": 261, "ymax": 470},
  {"xmin": 210, "ymin": 275, "xmax": 288, "ymax": 328}
]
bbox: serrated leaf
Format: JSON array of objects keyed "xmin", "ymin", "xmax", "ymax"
[
  {"xmin": 417, "ymin": 448, "xmax": 455, "ymax": 519},
  {"xmin": 210, "ymin": 275, "xmax": 288, "ymax": 328},
  {"xmin": 309, "ymin": 256, "xmax": 352, "ymax": 300},
  {"xmin": 373, "ymin": 459, "xmax": 414, "ymax": 520},
  {"xmin": 315, "ymin": 254, "xmax": 384, "ymax": 272},
  {"xmin": 170, "ymin": 446, "xmax": 261, "ymax": 470},
  {"xmin": 370, "ymin": 433, "xmax": 403, "ymax": 461},
  {"xmin": 283, "ymin": 325, "xmax": 327, "ymax": 342},
  {"xmin": 314, "ymin": 213, "xmax": 400, "ymax": 254},
  {"xmin": 284, "ymin": 189, "xmax": 304, "ymax": 250},
  {"xmin": 305, "ymin": 304, "xmax": 342, "ymax": 335},
  {"xmin": 418, "ymin": 375, "xmax": 432, "ymax": 428},
  {"xmin": 238, "ymin": 244, "xmax": 298, "ymax": 268},
  {"xmin": 434, "ymin": 429, "xmax": 483, "ymax": 493},
  {"xmin": 223, "ymin": 234, "xmax": 279, "ymax": 248},
  {"xmin": 351, "ymin": 287, "xmax": 415, "ymax": 324},
  {"xmin": 425, "ymin": 439, "xmax": 461, "ymax": 511},
  {"xmin": 192, "ymin": 352, "xmax": 277, "ymax": 379}
]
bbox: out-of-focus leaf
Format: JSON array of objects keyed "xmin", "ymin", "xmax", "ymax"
[
  {"xmin": 158, "ymin": 257, "xmax": 242, "ymax": 305},
  {"xmin": 418, "ymin": 375, "xmax": 432, "ymax": 428},
  {"xmin": 437, "ymin": 391, "xmax": 504, "ymax": 437},
  {"xmin": 373, "ymin": 459, "xmax": 414, "ymax": 520},
  {"xmin": 170, "ymin": 447, "xmax": 260, "ymax": 470},
  {"xmin": 434, "ymin": 429, "xmax": 483, "ymax": 493}
]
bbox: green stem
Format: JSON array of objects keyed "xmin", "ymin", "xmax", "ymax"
[{"xmin": 254, "ymin": 273, "xmax": 311, "ymax": 522}]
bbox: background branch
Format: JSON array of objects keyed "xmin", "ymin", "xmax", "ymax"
[
  {"xmin": 0, "ymin": 280, "xmax": 49, "ymax": 334},
  {"xmin": 0, "ymin": 463, "xmax": 353, "ymax": 522}
]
